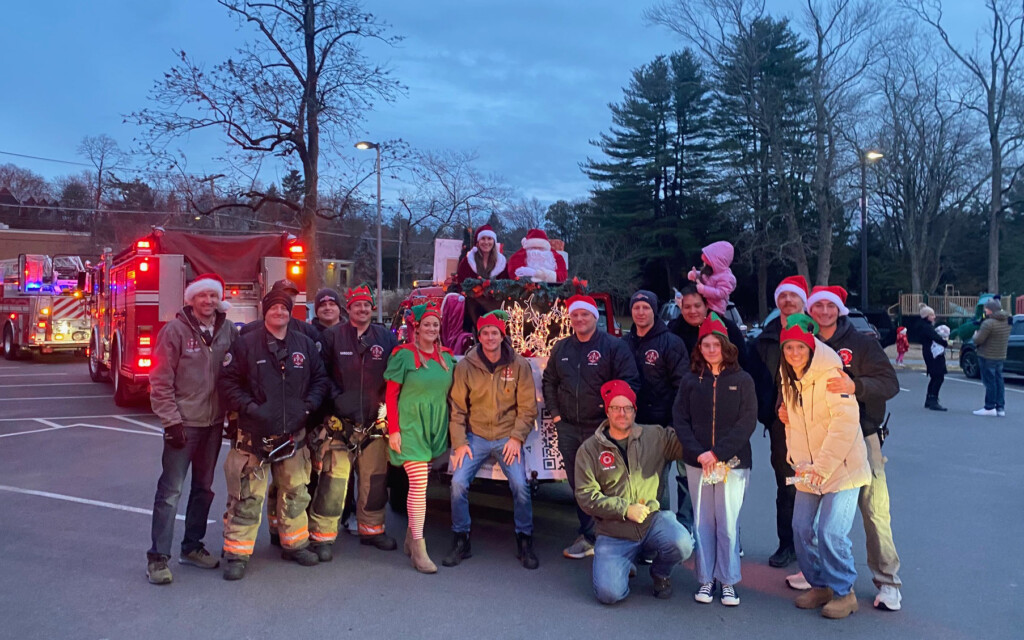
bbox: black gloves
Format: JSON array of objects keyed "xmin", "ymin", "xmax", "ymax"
[{"xmin": 164, "ymin": 424, "xmax": 187, "ymax": 449}]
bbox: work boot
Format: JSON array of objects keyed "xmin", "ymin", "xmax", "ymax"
[
  {"xmin": 360, "ymin": 533, "xmax": 398, "ymax": 551},
  {"xmin": 652, "ymin": 573, "xmax": 673, "ymax": 599},
  {"xmin": 146, "ymin": 554, "xmax": 172, "ymax": 585},
  {"xmin": 269, "ymin": 531, "xmax": 281, "ymax": 547},
  {"xmin": 442, "ymin": 532, "xmax": 472, "ymax": 567},
  {"xmin": 516, "ymin": 532, "xmax": 539, "ymax": 570},
  {"xmin": 768, "ymin": 545, "xmax": 796, "ymax": 568},
  {"xmin": 311, "ymin": 542, "xmax": 333, "ymax": 563},
  {"xmin": 222, "ymin": 558, "xmax": 248, "ymax": 581},
  {"xmin": 281, "ymin": 546, "xmax": 320, "ymax": 567},
  {"xmin": 409, "ymin": 537, "xmax": 437, "ymax": 574},
  {"xmin": 795, "ymin": 586, "xmax": 834, "ymax": 609},
  {"xmin": 925, "ymin": 395, "xmax": 948, "ymax": 412},
  {"xmin": 179, "ymin": 547, "xmax": 219, "ymax": 569},
  {"xmin": 822, "ymin": 591, "xmax": 859, "ymax": 619}
]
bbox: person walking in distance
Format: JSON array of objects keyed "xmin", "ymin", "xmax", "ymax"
[
  {"xmin": 146, "ymin": 274, "xmax": 238, "ymax": 584},
  {"xmin": 542, "ymin": 295, "xmax": 640, "ymax": 560},
  {"xmin": 444, "ymin": 311, "xmax": 540, "ymax": 570}
]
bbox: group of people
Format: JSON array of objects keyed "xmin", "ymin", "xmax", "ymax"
[{"xmin": 143, "ymin": 245, "xmax": 905, "ymax": 619}]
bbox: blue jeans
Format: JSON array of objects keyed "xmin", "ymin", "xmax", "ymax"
[
  {"xmin": 685, "ymin": 465, "xmax": 747, "ymax": 585},
  {"xmin": 148, "ymin": 426, "xmax": 222, "ymax": 557},
  {"xmin": 450, "ymin": 433, "xmax": 533, "ymax": 535},
  {"xmin": 978, "ymin": 356, "xmax": 1006, "ymax": 411},
  {"xmin": 592, "ymin": 511, "xmax": 694, "ymax": 605},
  {"xmin": 793, "ymin": 489, "xmax": 859, "ymax": 596}
]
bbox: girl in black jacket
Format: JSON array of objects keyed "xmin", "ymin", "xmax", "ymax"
[{"xmin": 672, "ymin": 314, "xmax": 757, "ymax": 607}]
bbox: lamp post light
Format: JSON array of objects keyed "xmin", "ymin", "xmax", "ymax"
[
  {"xmin": 355, "ymin": 140, "xmax": 383, "ymax": 323},
  {"xmin": 860, "ymin": 150, "xmax": 884, "ymax": 309}
]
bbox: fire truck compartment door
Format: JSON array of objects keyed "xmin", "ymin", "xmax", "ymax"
[{"xmin": 159, "ymin": 255, "xmax": 185, "ymax": 322}]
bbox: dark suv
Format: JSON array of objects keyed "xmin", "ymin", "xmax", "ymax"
[{"xmin": 958, "ymin": 314, "xmax": 1024, "ymax": 379}]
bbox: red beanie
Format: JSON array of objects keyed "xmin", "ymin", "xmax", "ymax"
[{"xmin": 600, "ymin": 380, "xmax": 636, "ymax": 409}]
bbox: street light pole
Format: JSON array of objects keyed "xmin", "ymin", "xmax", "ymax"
[
  {"xmin": 860, "ymin": 150, "xmax": 884, "ymax": 310},
  {"xmin": 355, "ymin": 141, "xmax": 383, "ymax": 323}
]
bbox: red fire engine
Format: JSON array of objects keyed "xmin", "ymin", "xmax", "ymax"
[
  {"xmin": 84, "ymin": 228, "xmax": 308, "ymax": 406},
  {"xmin": 1, "ymin": 254, "xmax": 90, "ymax": 359}
]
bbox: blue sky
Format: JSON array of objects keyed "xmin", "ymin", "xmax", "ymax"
[{"xmin": 0, "ymin": 1, "xmax": 981, "ymax": 204}]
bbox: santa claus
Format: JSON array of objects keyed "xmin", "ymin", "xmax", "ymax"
[{"xmin": 508, "ymin": 229, "xmax": 568, "ymax": 284}]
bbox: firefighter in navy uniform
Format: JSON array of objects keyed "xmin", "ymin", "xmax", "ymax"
[
  {"xmin": 307, "ymin": 284, "xmax": 400, "ymax": 560},
  {"xmin": 217, "ymin": 288, "xmax": 329, "ymax": 580}
]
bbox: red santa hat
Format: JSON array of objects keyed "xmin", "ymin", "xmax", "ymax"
[
  {"xmin": 184, "ymin": 273, "xmax": 230, "ymax": 311},
  {"xmin": 774, "ymin": 275, "xmax": 809, "ymax": 306},
  {"xmin": 475, "ymin": 224, "xmax": 497, "ymax": 243},
  {"xmin": 807, "ymin": 285, "xmax": 849, "ymax": 316},
  {"xmin": 600, "ymin": 379, "xmax": 636, "ymax": 409},
  {"xmin": 567, "ymin": 294, "xmax": 598, "ymax": 318},
  {"xmin": 521, "ymin": 228, "xmax": 552, "ymax": 251}
]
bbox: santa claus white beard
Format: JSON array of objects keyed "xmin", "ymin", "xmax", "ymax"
[{"xmin": 525, "ymin": 248, "xmax": 557, "ymax": 273}]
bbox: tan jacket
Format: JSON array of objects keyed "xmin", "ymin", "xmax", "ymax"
[
  {"xmin": 448, "ymin": 344, "xmax": 538, "ymax": 448},
  {"xmin": 150, "ymin": 308, "xmax": 238, "ymax": 429},
  {"xmin": 974, "ymin": 311, "xmax": 1012, "ymax": 360},
  {"xmin": 783, "ymin": 338, "xmax": 870, "ymax": 495},
  {"xmin": 576, "ymin": 422, "xmax": 683, "ymax": 541}
]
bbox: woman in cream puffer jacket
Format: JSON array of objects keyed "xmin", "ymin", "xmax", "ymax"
[{"xmin": 778, "ymin": 314, "xmax": 869, "ymax": 619}]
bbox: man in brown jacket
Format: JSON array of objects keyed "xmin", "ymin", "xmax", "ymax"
[
  {"xmin": 444, "ymin": 311, "xmax": 540, "ymax": 569},
  {"xmin": 146, "ymin": 274, "xmax": 238, "ymax": 584},
  {"xmin": 576, "ymin": 380, "xmax": 694, "ymax": 604},
  {"xmin": 972, "ymin": 299, "xmax": 1012, "ymax": 417}
]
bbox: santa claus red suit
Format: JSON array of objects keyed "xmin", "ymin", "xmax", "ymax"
[{"xmin": 508, "ymin": 229, "xmax": 567, "ymax": 284}]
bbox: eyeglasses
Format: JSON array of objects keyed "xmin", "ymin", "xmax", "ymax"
[{"xmin": 607, "ymin": 405, "xmax": 634, "ymax": 415}]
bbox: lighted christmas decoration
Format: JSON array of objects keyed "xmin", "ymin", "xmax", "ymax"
[
  {"xmin": 461, "ymin": 277, "xmax": 587, "ymax": 303},
  {"xmin": 502, "ymin": 295, "xmax": 573, "ymax": 358}
]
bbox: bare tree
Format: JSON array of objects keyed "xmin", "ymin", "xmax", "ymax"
[
  {"xmin": 130, "ymin": 0, "xmax": 402, "ymax": 292},
  {"xmin": 0, "ymin": 163, "xmax": 50, "ymax": 201},
  {"xmin": 902, "ymin": 0, "xmax": 1024, "ymax": 292},
  {"xmin": 77, "ymin": 134, "xmax": 124, "ymax": 210},
  {"xmin": 503, "ymin": 197, "xmax": 548, "ymax": 233}
]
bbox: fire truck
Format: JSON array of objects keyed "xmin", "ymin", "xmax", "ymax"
[
  {"xmin": 1, "ymin": 254, "xmax": 90, "ymax": 360},
  {"xmin": 84, "ymin": 228, "xmax": 308, "ymax": 406}
]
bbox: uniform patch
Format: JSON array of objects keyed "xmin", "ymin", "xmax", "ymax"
[
  {"xmin": 729, "ymin": 385, "xmax": 737, "ymax": 391},
  {"xmin": 370, "ymin": 344, "xmax": 384, "ymax": 360},
  {"xmin": 644, "ymin": 349, "xmax": 659, "ymax": 366},
  {"xmin": 185, "ymin": 337, "xmax": 201, "ymax": 354},
  {"xmin": 587, "ymin": 350, "xmax": 602, "ymax": 365},
  {"xmin": 222, "ymin": 352, "xmax": 233, "ymax": 367},
  {"xmin": 599, "ymin": 451, "xmax": 616, "ymax": 470},
  {"xmin": 340, "ymin": 351, "xmax": 354, "ymax": 356},
  {"xmin": 291, "ymin": 352, "xmax": 306, "ymax": 368},
  {"xmin": 838, "ymin": 348, "xmax": 853, "ymax": 366},
  {"xmin": 501, "ymin": 366, "xmax": 516, "ymax": 383}
]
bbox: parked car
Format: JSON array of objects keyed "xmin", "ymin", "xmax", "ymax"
[
  {"xmin": 745, "ymin": 308, "xmax": 879, "ymax": 344},
  {"xmin": 659, "ymin": 300, "xmax": 747, "ymax": 335},
  {"xmin": 958, "ymin": 314, "xmax": 1024, "ymax": 379}
]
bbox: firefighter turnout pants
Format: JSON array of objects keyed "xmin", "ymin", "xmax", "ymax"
[
  {"xmin": 222, "ymin": 445, "xmax": 312, "ymax": 559},
  {"xmin": 308, "ymin": 434, "xmax": 390, "ymax": 542}
]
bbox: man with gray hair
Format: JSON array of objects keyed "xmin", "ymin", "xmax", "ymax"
[{"xmin": 972, "ymin": 299, "xmax": 1012, "ymax": 417}]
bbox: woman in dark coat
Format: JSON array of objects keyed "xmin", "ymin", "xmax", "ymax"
[{"xmin": 918, "ymin": 304, "xmax": 948, "ymax": 411}]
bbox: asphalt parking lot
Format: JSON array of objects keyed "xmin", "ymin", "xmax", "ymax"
[{"xmin": 1, "ymin": 355, "xmax": 1022, "ymax": 639}]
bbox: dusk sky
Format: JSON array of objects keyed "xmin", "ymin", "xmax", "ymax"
[{"xmin": 1, "ymin": 1, "xmax": 981, "ymax": 206}]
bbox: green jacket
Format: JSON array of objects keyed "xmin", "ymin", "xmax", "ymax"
[
  {"xmin": 575, "ymin": 422, "xmax": 683, "ymax": 541},
  {"xmin": 974, "ymin": 311, "xmax": 1012, "ymax": 360},
  {"xmin": 448, "ymin": 343, "xmax": 538, "ymax": 448}
]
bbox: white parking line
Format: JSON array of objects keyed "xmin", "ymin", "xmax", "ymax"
[
  {"xmin": 947, "ymin": 376, "xmax": 1024, "ymax": 394},
  {"xmin": 0, "ymin": 382, "xmax": 91, "ymax": 388},
  {"xmin": 113, "ymin": 416, "xmax": 163, "ymax": 432},
  {"xmin": 0, "ymin": 485, "xmax": 214, "ymax": 523},
  {"xmin": 0, "ymin": 373, "xmax": 68, "ymax": 378},
  {"xmin": 0, "ymin": 425, "xmax": 76, "ymax": 439},
  {"xmin": 0, "ymin": 413, "xmax": 152, "ymax": 423},
  {"xmin": 0, "ymin": 395, "xmax": 109, "ymax": 401}
]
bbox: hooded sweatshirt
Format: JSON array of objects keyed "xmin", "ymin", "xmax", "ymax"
[
  {"xmin": 623, "ymin": 320, "xmax": 689, "ymax": 426},
  {"xmin": 974, "ymin": 310, "xmax": 1012, "ymax": 360},
  {"xmin": 782, "ymin": 338, "xmax": 870, "ymax": 495},
  {"xmin": 696, "ymin": 241, "xmax": 736, "ymax": 314}
]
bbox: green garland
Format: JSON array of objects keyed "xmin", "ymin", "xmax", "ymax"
[{"xmin": 460, "ymin": 277, "xmax": 588, "ymax": 304}]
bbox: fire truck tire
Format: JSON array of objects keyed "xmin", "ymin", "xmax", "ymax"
[
  {"xmin": 88, "ymin": 334, "xmax": 110, "ymax": 382},
  {"xmin": 112, "ymin": 343, "xmax": 135, "ymax": 407},
  {"xmin": 3, "ymin": 324, "xmax": 23, "ymax": 361}
]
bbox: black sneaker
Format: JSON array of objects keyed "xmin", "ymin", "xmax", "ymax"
[
  {"xmin": 281, "ymin": 546, "xmax": 320, "ymax": 567},
  {"xmin": 768, "ymin": 545, "xmax": 797, "ymax": 568},
  {"xmin": 146, "ymin": 554, "xmax": 172, "ymax": 585},
  {"xmin": 516, "ymin": 533, "xmax": 539, "ymax": 570},
  {"xmin": 222, "ymin": 559, "xmax": 248, "ymax": 581},
  {"xmin": 311, "ymin": 543, "xmax": 333, "ymax": 563},
  {"xmin": 652, "ymin": 573, "xmax": 673, "ymax": 599}
]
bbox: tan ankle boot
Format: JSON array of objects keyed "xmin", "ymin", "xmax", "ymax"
[
  {"xmin": 795, "ymin": 587, "xmax": 834, "ymax": 609},
  {"xmin": 404, "ymin": 529, "xmax": 411, "ymax": 556},
  {"xmin": 822, "ymin": 592, "xmax": 859, "ymax": 619},
  {"xmin": 409, "ymin": 538, "xmax": 437, "ymax": 574}
]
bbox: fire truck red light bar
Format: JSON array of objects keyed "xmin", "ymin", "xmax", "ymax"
[
  {"xmin": 137, "ymin": 358, "xmax": 152, "ymax": 368},
  {"xmin": 289, "ymin": 245, "xmax": 304, "ymax": 253},
  {"xmin": 137, "ymin": 241, "xmax": 151, "ymax": 248}
]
